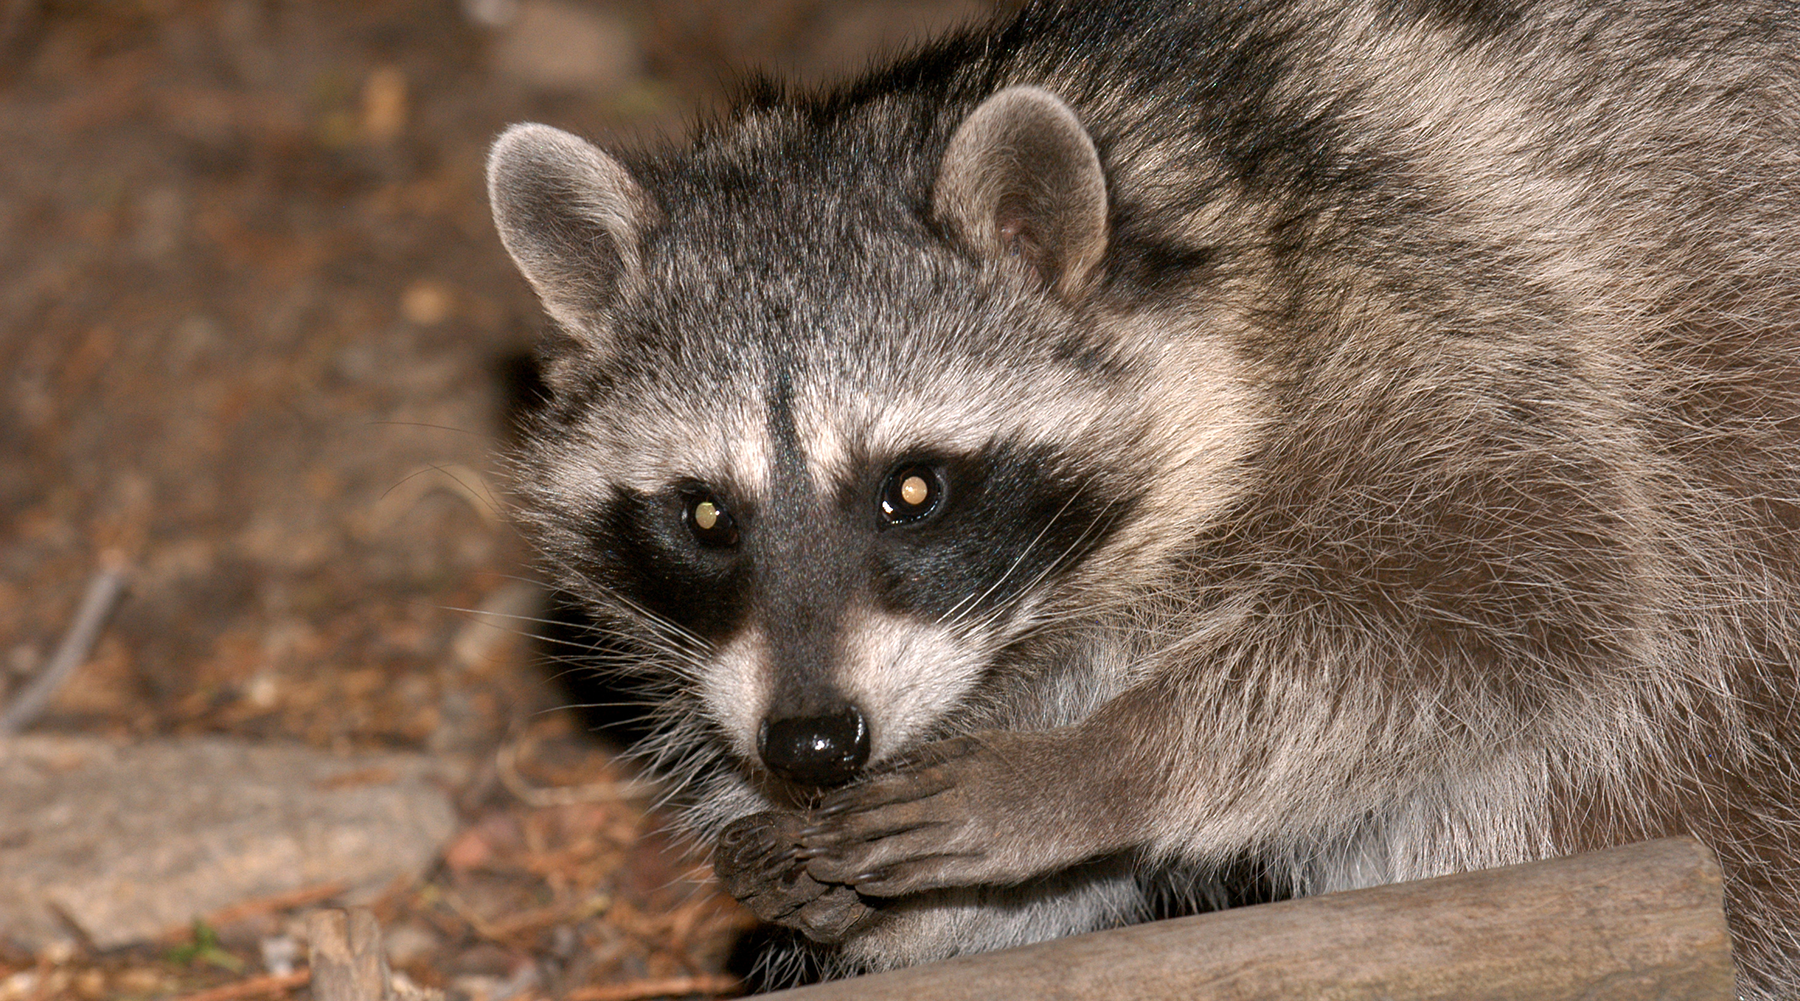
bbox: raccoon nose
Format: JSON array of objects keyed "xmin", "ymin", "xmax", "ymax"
[{"xmin": 758, "ymin": 706, "xmax": 870, "ymax": 788}]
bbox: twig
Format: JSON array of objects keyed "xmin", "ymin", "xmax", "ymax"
[
  {"xmin": 563, "ymin": 974, "xmax": 743, "ymax": 1001},
  {"xmin": 0, "ymin": 556, "xmax": 130, "ymax": 735},
  {"xmin": 157, "ymin": 882, "xmax": 350, "ymax": 942},
  {"xmin": 496, "ymin": 738, "xmax": 659, "ymax": 808},
  {"xmin": 176, "ymin": 971, "xmax": 311, "ymax": 1001}
]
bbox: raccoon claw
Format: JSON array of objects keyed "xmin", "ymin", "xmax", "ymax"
[
  {"xmin": 808, "ymin": 738, "xmax": 974, "ymax": 822},
  {"xmin": 713, "ymin": 810, "xmax": 876, "ymax": 943},
  {"xmin": 714, "ymin": 812, "xmax": 816, "ymax": 916},
  {"xmin": 843, "ymin": 857, "xmax": 987, "ymax": 897},
  {"xmin": 806, "ymin": 838, "xmax": 976, "ymax": 897}
]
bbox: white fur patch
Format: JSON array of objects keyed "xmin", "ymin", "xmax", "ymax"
[
  {"xmin": 836, "ymin": 606, "xmax": 993, "ymax": 760},
  {"xmin": 700, "ymin": 626, "xmax": 771, "ymax": 763}
]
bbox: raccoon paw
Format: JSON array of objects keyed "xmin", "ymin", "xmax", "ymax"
[
  {"xmin": 714, "ymin": 810, "xmax": 874, "ymax": 944},
  {"xmin": 796, "ymin": 733, "xmax": 1089, "ymax": 897}
]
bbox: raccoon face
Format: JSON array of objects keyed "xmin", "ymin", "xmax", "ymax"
[
  {"xmin": 593, "ymin": 419, "xmax": 1134, "ymax": 788},
  {"xmin": 489, "ymin": 89, "xmax": 1232, "ymax": 789},
  {"xmin": 510, "ymin": 269, "xmax": 1149, "ymax": 788}
]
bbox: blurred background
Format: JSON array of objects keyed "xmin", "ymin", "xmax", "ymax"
[{"xmin": 0, "ymin": 1, "xmax": 1002, "ymax": 998}]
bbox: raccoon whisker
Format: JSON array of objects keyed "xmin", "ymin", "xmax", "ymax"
[
  {"xmin": 543, "ymin": 625, "xmax": 712, "ymax": 675},
  {"xmin": 956, "ymin": 489, "xmax": 1134, "ymax": 640},
  {"xmin": 365, "ymin": 419, "xmax": 484, "ymax": 436},
  {"xmin": 439, "ymin": 603, "xmax": 685, "ymax": 657},
  {"xmin": 538, "ymin": 691, "xmax": 662, "ymax": 712},
  {"xmin": 944, "ymin": 478, "xmax": 1128, "ymax": 638},
  {"xmin": 935, "ymin": 479, "xmax": 1102, "ymax": 627},
  {"xmin": 592, "ymin": 602, "xmax": 712, "ymax": 660},
  {"xmin": 477, "ymin": 615, "xmax": 713, "ymax": 684},
  {"xmin": 530, "ymin": 552, "xmax": 718, "ymax": 664},
  {"xmin": 435, "ymin": 609, "xmax": 710, "ymax": 687},
  {"xmin": 621, "ymin": 705, "xmax": 735, "ymax": 797}
]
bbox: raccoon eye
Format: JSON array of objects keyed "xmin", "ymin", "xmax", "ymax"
[
  {"xmin": 879, "ymin": 465, "xmax": 943, "ymax": 525},
  {"xmin": 683, "ymin": 493, "xmax": 740, "ymax": 547}
]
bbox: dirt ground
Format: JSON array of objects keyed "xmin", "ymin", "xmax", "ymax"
[{"xmin": 0, "ymin": 1, "xmax": 996, "ymax": 998}]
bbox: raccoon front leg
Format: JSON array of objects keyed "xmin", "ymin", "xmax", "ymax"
[
  {"xmin": 797, "ymin": 729, "xmax": 1143, "ymax": 897},
  {"xmin": 715, "ymin": 810, "xmax": 874, "ymax": 942}
]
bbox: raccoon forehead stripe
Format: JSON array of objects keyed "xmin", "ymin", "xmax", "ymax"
[{"xmin": 766, "ymin": 366, "xmax": 814, "ymax": 496}]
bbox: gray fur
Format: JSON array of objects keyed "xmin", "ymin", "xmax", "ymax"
[{"xmin": 489, "ymin": 0, "xmax": 1800, "ymax": 994}]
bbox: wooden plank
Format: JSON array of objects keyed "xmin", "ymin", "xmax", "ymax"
[{"xmin": 763, "ymin": 837, "xmax": 1736, "ymax": 1001}]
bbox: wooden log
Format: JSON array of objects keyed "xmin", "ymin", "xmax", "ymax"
[
  {"xmin": 763, "ymin": 837, "xmax": 1736, "ymax": 1001},
  {"xmin": 306, "ymin": 908, "xmax": 394, "ymax": 1001}
]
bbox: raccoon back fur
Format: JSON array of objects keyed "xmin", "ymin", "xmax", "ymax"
[{"xmin": 486, "ymin": 0, "xmax": 1800, "ymax": 992}]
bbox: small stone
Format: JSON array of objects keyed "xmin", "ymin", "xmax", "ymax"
[
  {"xmin": 72, "ymin": 970, "xmax": 106, "ymax": 1001},
  {"xmin": 260, "ymin": 934, "xmax": 301, "ymax": 976},
  {"xmin": 390, "ymin": 970, "xmax": 446, "ymax": 1001},
  {"xmin": 0, "ymin": 972, "xmax": 37, "ymax": 1001},
  {"xmin": 133, "ymin": 187, "xmax": 188, "ymax": 261},
  {"xmin": 244, "ymin": 672, "xmax": 280, "ymax": 709},
  {"xmin": 113, "ymin": 970, "xmax": 170, "ymax": 995},
  {"xmin": 461, "ymin": 0, "xmax": 519, "ymax": 28}
]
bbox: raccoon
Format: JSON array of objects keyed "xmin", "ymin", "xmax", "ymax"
[{"xmin": 486, "ymin": 0, "xmax": 1800, "ymax": 992}]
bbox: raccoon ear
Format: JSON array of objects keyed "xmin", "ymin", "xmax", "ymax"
[
  {"xmin": 933, "ymin": 86, "xmax": 1108, "ymax": 298},
  {"xmin": 487, "ymin": 123, "xmax": 658, "ymax": 343}
]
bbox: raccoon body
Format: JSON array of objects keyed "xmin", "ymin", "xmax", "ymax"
[{"xmin": 487, "ymin": 0, "xmax": 1800, "ymax": 992}]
